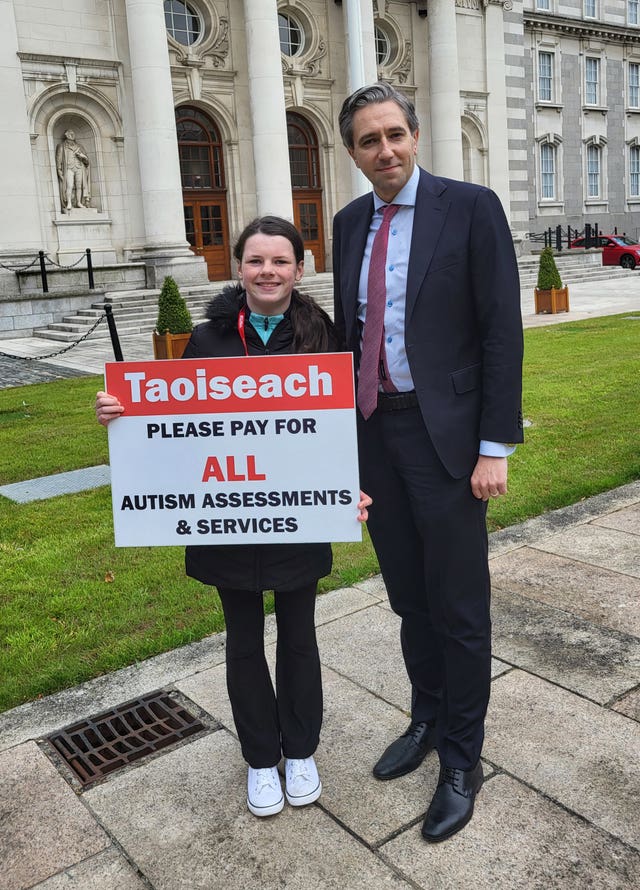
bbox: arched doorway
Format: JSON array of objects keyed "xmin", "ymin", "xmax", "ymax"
[
  {"xmin": 176, "ymin": 106, "xmax": 230, "ymax": 280},
  {"xmin": 287, "ymin": 112, "xmax": 325, "ymax": 272}
]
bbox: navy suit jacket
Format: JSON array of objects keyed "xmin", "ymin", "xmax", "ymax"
[{"xmin": 333, "ymin": 167, "xmax": 524, "ymax": 479}]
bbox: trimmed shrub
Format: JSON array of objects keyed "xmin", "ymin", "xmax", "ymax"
[{"xmin": 536, "ymin": 247, "xmax": 563, "ymax": 290}]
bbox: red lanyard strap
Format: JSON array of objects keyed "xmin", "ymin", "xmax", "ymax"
[{"xmin": 237, "ymin": 306, "xmax": 249, "ymax": 356}]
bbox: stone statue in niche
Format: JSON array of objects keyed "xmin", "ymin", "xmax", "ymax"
[{"xmin": 56, "ymin": 129, "xmax": 91, "ymax": 213}]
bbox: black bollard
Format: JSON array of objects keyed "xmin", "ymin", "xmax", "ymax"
[
  {"xmin": 104, "ymin": 303, "xmax": 123, "ymax": 362},
  {"xmin": 86, "ymin": 248, "xmax": 95, "ymax": 289},
  {"xmin": 39, "ymin": 250, "xmax": 48, "ymax": 293}
]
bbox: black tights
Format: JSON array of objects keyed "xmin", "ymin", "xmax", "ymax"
[{"xmin": 217, "ymin": 584, "xmax": 322, "ymax": 768}]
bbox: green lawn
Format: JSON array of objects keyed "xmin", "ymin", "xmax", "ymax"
[{"xmin": 1, "ymin": 313, "xmax": 638, "ymax": 712}]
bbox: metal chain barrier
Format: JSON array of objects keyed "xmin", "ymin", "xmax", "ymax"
[
  {"xmin": 0, "ymin": 312, "xmax": 106, "ymax": 362},
  {"xmin": 0, "ymin": 255, "xmax": 41, "ymax": 272}
]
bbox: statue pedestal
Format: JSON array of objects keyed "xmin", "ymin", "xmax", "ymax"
[{"xmin": 54, "ymin": 210, "xmax": 116, "ymax": 265}]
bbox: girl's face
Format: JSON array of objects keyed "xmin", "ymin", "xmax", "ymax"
[{"xmin": 238, "ymin": 233, "xmax": 304, "ymax": 316}]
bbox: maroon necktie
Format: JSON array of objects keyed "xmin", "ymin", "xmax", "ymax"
[{"xmin": 357, "ymin": 204, "xmax": 399, "ymax": 419}]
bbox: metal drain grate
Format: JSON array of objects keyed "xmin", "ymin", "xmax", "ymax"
[{"xmin": 46, "ymin": 690, "xmax": 205, "ymax": 786}]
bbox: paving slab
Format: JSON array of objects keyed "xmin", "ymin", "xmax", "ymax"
[
  {"xmin": 380, "ymin": 773, "xmax": 640, "ymax": 890},
  {"xmin": 490, "ymin": 546, "xmax": 640, "ymax": 637},
  {"xmin": 484, "ymin": 670, "xmax": 640, "ymax": 850},
  {"xmin": 0, "ymin": 465, "xmax": 110, "ymax": 503},
  {"xmin": 30, "ymin": 848, "xmax": 147, "ymax": 889},
  {"xmin": 593, "ymin": 503, "xmax": 640, "ymax": 536},
  {"xmin": 85, "ymin": 729, "xmax": 412, "ymax": 890},
  {"xmin": 535, "ymin": 524, "xmax": 640, "ymax": 578},
  {"xmin": 316, "ymin": 603, "xmax": 410, "ymax": 711},
  {"xmin": 491, "ymin": 587, "xmax": 640, "ymax": 703},
  {"xmin": 0, "ymin": 741, "xmax": 109, "ymax": 890},
  {"xmin": 612, "ymin": 687, "xmax": 640, "ymax": 722},
  {"xmin": 487, "ymin": 481, "xmax": 640, "ymax": 558}
]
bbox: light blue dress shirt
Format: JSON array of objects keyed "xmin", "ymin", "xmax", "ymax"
[{"xmin": 357, "ymin": 166, "xmax": 514, "ymax": 458}]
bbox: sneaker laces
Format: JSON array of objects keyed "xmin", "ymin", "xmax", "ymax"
[
  {"xmin": 288, "ymin": 759, "xmax": 312, "ymax": 782},
  {"xmin": 253, "ymin": 768, "xmax": 279, "ymax": 794}
]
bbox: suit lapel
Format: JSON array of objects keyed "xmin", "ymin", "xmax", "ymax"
[
  {"xmin": 406, "ymin": 170, "xmax": 450, "ymax": 320},
  {"xmin": 342, "ymin": 195, "xmax": 374, "ymax": 339}
]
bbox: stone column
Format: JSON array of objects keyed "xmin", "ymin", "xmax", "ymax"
[
  {"xmin": 124, "ymin": 0, "xmax": 207, "ymax": 285},
  {"xmin": 342, "ymin": 0, "xmax": 378, "ymax": 198},
  {"xmin": 0, "ymin": 0, "xmax": 42, "ymax": 259},
  {"xmin": 484, "ymin": 0, "xmax": 512, "ymax": 217},
  {"xmin": 243, "ymin": 0, "xmax": 293, "ymax": 219},
  {"xmin": 427, "ymin": 0, "xmax": 464, "ymax": 179}
]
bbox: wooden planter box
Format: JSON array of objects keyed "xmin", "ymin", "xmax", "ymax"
[
  {"xmin": 152, "ymin": 331, "xmax": 192, "ymax": 360},
  {"xmin": 534, "ymin": 285, "xmax": 570, "ymax": 315}
]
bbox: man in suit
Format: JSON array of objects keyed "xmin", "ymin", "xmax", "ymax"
[{"xmin": 333, "ymin": 83, "xmax": 523, "ymax": 842}]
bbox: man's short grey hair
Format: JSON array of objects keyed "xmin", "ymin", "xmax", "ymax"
[{"xmin": 338, "ymin": 82, "xmax": 420, "ymax": 149}]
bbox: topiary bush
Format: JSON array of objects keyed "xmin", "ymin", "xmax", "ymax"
[
  {"xmin": 536, "ymin": 247, "xmax": 563, "ymax": 290},
  {"xmin": 155, "ymin": 276, "xmax": 193, "ymax": 334}
]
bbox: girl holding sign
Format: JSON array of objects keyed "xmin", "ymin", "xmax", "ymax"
[{"xmin": 96, "ymin": 216, "xmax": 370, "ymax": 819}]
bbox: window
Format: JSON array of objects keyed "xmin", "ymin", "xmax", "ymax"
[
  {"xmin": 278, "ymin": 13, "xmax": 304, "ymax": 56},
  {"xmin": 538, "ymin": 52, "xmax": 553, "ymax": 101},
  {"xmin": 537, "ymin": 0, "xmax": 551, "ymax": 9},
  {"xmin": 630, "ymin": 1, "xmax": 640, "ymax": 26},
  {"xmin": 584, "ymin": 0, "xmax": 597, "ymax": 17},
  {"xmin": 630, "ymin": 62, "xmax": 640, "ymax": 107},
  {"xmin": 587, "ymin": 144, "xmax": 601, "ymax": 197},
  {"xmin": 164, "ymin": 0, "xmax": 201, "ymax": 46},
  {"xmin": 630, "ymin": 145, "xmax": 640, "ymax": 196},
  {"xmin": 375, "ymin": 26, "xmax": 391, "ymax": 66},
  {"xmin": 585, "ymin": 58, "xmax": 600, "ymax": 105},
  {"xmin": 540, "ymin": 144, "xmax": 556, "ymax": 199},
  {"xmin": 287, "ymin": 113, "xmax": 320, "ymax": 188},
  {"xmin": 175, "ymin": 107, "xmax": 225, "ymax": 190}
]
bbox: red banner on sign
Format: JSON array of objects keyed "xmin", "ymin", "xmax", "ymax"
[{"xmin": 105, "ymin": 353, "xmax": 355, "ymax": 416}]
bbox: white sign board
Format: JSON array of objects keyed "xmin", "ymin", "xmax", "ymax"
[{"xmin": 104, "ymin": 353, "xmax": 361, "ymax": 547}]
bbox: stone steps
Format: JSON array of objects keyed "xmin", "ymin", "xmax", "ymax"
[{"xmin": 33, "ymin": 274, "xmax": 335, "ymax": 343}]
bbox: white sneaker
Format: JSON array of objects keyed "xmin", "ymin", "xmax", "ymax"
[
  {"xmin": 247, "ymin": 766, "xmax": 284, "ymax": 817},
  {"xmin": 284, "ymin": 756, "xmax": 322, "ymax": 806}
]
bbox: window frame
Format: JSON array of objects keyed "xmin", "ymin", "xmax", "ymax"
[
  {"xmin": 538, "ymin": 50, "xmax": 554, "ymax": 102},
  {"xmin": 585, "ymin": 57, "xmax": 600, "ymax": 106},
  {"xmin": 630, "ymin": 144, "xmax": 640, "ymax": 198},
  {"xmin": 586, "ymin": 143, "xmax": 601, "ymax": 198},
  {"xmin": 630, "ymin": 1, "xmax": 640, "ymax": 27},
  {"xmin": 278, "ymin": 11, "xmax": 305, "ymax": 57},
  {"xmin": 164, "ymin": 0, "xmax": 202, "ymax": 47},
  {"xmin": 629, "ymin": 61, "xmax": 640, "ymax": 108},
  {"xmin": 540, "ymin": 143, "xmax": 557, "ymax": 200}
]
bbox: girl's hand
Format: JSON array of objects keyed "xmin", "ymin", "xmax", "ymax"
[
  {"xmin": 95, "ymin": 391, "xmax": 124, "ymax": 427},
  {"xmin": 357, "ymin": 490, "xmax": 372, "ymax": 522}
]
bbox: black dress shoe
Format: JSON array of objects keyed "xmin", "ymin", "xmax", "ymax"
[
  {"xmin": 421, "ymin": 761, "xmax": 483, "ymax": 843},
  {"xmin": 373, "ymin": 721, "xmax": 436, "ymax": 780}
]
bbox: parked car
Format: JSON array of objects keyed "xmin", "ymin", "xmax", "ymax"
[{"xmin": 569, "ymin": 234, "xmax": 640, "ymax": 269}]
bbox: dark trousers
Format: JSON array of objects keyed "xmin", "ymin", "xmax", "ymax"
[
  {"xmin": 358, "ymin": 406, "xmax": 491, "ymax": 770},
  {"xmin": 217, "ymin": 584, "xmax": 322, "ymax": 768}
]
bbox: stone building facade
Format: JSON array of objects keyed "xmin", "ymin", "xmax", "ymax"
[{"xmin": 2, "ymin": 0, "xmax": 640, "ymax": 314}]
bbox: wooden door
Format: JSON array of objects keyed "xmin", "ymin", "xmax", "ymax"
[
  {"xmin": 293, "ymin": 192, "xmax": 325, "ymax": 273},
  {"xmin": 183, "ymin": 197, "xmax": 231, "ymax": 280}
]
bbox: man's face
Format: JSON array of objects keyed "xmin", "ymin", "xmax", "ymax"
[
  {"xmin": 348, "ymin": 101, "xmax": 418, "ymax": 202},
  {"xmin": 65, "ymin": 130, "xmax": 75, "ymax": 141}
]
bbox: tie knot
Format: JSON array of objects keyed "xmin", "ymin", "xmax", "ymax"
[{"xmin": 381, "ymin": 203, "xmax": 399, "ymax": 222}]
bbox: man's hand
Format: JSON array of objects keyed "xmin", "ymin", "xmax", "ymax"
[{"xmin": 470, "ymin": 455, "xmax": 508, "ymax": 501}]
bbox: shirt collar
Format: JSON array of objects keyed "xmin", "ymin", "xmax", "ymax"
[{"xmin": 372, "ymin": 164, "xmax": 419, "ymax": 212}]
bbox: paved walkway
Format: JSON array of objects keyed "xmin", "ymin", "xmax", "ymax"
[
  {"xmin": 0, "ymin": 275, "xmax": 639, "ymax": 888},
  {"xmin": 1, "ymin": 483, "xmax": 639, "ymax": 889}
]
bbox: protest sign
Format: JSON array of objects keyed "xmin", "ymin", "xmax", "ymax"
[{"xmin": 104, "ymin": 353, "xmax": 361, "ymax": 547}]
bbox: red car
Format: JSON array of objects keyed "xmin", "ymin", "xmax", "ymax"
[{"xmin": 570, "ymin": 234, "xmax": 640, "ymax": 269}]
